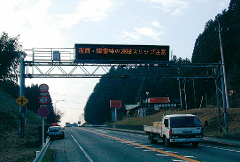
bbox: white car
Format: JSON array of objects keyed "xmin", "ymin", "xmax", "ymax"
[{"xmin": 47, "ymin": 126, "xmax": 65, "ymax": 139}]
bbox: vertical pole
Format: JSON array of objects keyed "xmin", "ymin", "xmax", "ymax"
[
  {"xmin": 146, "ymin": 92, "xmax": 149, "ymax": 116},
  {"xmin": 115, "ymin": 108, "xmax": 117, "ymax": 122},
  {"xmin": 19, "ymin": 57, "xmax": 25, "ymax": 137},
  {"xmin": 178, "ymin": 78, "xmax": 183, "ymax": 109},
  {"xmin": 220, "ymin": 64, "xmax": 228, "ymax": 132},
  {"xmin": 215, "ymin": 77, "xmax": 222, "ymax": 133},
  {"xmin": 42, "ymin": 118, "xmax": 45, "ymax": 147},
  {"xmin": 32, "ymin": 48, "xmax": 34, "ymax": 74},
  {"xmin": 183, "ymin": 79, "xmax": 188, "ymax": 112},
  {"xmin": 192, "ymin": 79, "xmax": 197, "ymax": 108},
  {"xmin": 205, "ymin": 92, "xmax": 208, "ymax": 107},
  {"xmin": 218, "ymin": 22, "xmax": 230, "ymax": 108}
]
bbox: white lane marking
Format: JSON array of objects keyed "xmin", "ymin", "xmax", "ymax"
[
  {"xmin": 135, "ymin": 147, "xmax": 144, "ymax": 148},
  {"xmin": 172, "ymin": 160, "xmax": 188, "ymax": 162},
  {"xmin": 68, "ymin": 130, "xmax": 94, "ymax": 162},
  {"xmin": 201, "ymin": 144, "xmax": 240, "ymax": 153},
  {"xmin": 156, "ymin": 154, "xmax": 170, "ymax": 156},
  {"xmin": 143, "ymin": 150, "xmax": 155, "ymax": 152},
  {"xmin": 155, "ymin": 148, "xmax": 164, "ymax": 150},
  {"xmin": 184, "ymin": 156, "xmax": 196, "ymax": 158},
  {"xmin": 166, "ymin": 151, "xmax": 179, "ymax": 153}
]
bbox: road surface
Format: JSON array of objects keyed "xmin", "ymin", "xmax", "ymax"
[{"xmin": 48, "ymin": 127, "xmax": 240, "ymax": 162}]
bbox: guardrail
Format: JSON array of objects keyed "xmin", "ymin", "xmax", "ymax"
[{"xmin": 33, "ymin": 137, "xmax": 50, "ymax": 162}]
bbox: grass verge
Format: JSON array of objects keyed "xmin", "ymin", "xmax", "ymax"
[
  {"xmin": 0, "ymin": 89, "xmax": 42, "ymax": 161},
  {"xmin": 41, "ymin": 149, "xmax": 55, "ymax": 162}
]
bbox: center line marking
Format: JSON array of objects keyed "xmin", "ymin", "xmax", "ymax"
[{"xmin": 80, "ymin": 128, "xmax": 201, "ymax": 162}]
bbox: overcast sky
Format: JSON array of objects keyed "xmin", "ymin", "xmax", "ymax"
[{"xmin": 0, "ymin": 0, "xmax": 230, "ymax": 125}]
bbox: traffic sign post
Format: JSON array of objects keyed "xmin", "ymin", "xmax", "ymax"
[
  {"xmin": 39, "ymin": 96, "xmax": 49, "ymax": 105},
  {"xmin": 16, "ymin": 95, "xmax": 29, "ymax": 107},
  {"xmin": 38, "ymin": 107, "xmax": 49, "ymax": 117},
  {"xmin": 39, "ymin": 84, "xmax": 49, "ymax": 93},
  {"xmin": 16, "ymin": 95, "xmax": 28, "ymax": 138},
  {"xmin": 38, "ymin": 84, "xmax": 50, "ymax": 145},
  {"xmin": 38, "ymin": 107, "xmax": 49, "ymax": 147}
]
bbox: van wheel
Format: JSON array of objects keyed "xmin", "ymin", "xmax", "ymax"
[
  {"xmin": 149, "ymin": 135, "xmax": 158, "ymax": 144},
  {"xmin": 192, "ymin": 142, "xmax": 199, "ymax": 147},
  {"xmin": 163, "ymin": 137, "xmax": 170, "ymax": 147}
]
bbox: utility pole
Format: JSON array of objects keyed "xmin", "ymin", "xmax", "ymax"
[
  {"xmin": 178, "ymin": 78, "xmax": 183, "ymax": 110},
  {"xmin": 19, "ymin": 57, "xmax": 25, "ymax": 137},
  {"xmin": 218, "ymin": 22, "xmax": 230, "ymax": 109},
  {"xmin": 183, "ymin": 79, "xmax": 188, "ymax": 112},
  {"xmin": 192, "ymin": 79, "xmax": 197, "ymax": 108},
  {"xmin": 218, "ymin": 22, "xmax": 229, "ymax": 132}
]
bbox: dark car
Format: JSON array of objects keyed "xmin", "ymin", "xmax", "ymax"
[{"xmin": 47, "ymin": 126, "xmax": 65, "ymax": 139}]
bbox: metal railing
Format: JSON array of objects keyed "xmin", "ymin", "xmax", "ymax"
[{"xmin": 33, "ymin": 137, "xmax": 50, "ymax": 162}]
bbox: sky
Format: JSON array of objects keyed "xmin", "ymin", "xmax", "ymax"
[{"xmin": 0, "ymin": 0, "xmax": 230, "ymax": 126}]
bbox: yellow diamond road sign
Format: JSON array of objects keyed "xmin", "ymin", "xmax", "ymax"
[{"xmin": 16, "ymin": 95, "xmax": 29, "ymax": 107}]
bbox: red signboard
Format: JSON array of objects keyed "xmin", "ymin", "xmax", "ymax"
[
  {"xmin": 148, "ymin": 97, "xmax": 170, "ymax": 103},
  {"xmin": 110, "ymin": 100, "xmax": 122, "ymax": 108}
]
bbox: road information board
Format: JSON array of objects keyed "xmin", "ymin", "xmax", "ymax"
[{"xmin": 75, "ymin": 44, "xmax": 169, "ymax": 62}]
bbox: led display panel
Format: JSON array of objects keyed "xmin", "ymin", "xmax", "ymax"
[{"xmin": 75, "ymin": 44, "xmax": 169, "ymax": 62}]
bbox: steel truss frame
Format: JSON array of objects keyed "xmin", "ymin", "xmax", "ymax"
[
  {"xmin": 24, "ymin": 61, "xmax": 221, "ymax": 79},
  {"xmin": 18, "ymin": 48, "xmax": 228, "ymax": 138}
]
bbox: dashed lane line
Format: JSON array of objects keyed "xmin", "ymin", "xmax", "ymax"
[
  {"xmin": 201, "ymin": 144, "xmax": 240, "ymax": 153},
  {"xmin": 156, "ymin": 154, "xmax": 170, "ymax": 156},
  {"xmin": 80, "ymin": 128, "xmax": 201, "ymax": 162},
  {"xmin": 184, "ymin": 156, "xmax": 197, "ymax": 158}
]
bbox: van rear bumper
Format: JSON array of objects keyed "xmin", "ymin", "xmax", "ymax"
[{"xmin": 170, "ymin": 138, "xmax": 204, "ymax": 143}]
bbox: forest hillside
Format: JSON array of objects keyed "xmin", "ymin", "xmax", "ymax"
[{"xmin": 84, "ymin": 0, "xmax": 240, "ymax": 124}]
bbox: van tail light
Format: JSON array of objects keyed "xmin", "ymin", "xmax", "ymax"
[{"xmin": 169, "ymin": 129, "xmax": 172, "ymax": 135}]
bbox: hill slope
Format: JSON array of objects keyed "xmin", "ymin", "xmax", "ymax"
[{"xmin": 0, "ymin": 89, "xmax": 42, "ymax": 161}]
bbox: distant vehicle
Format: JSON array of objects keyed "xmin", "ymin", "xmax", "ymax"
[
  {"xmin": 66, "ymin": 122, "xmax": 71, "ymax": 127},
  {"xmin": 51, "ymin": 123, "xmax": 59, "ymax": 126},
  {"xmin": 144, "ymin": 114, "xmax": 204, "ymax": 147},
  {"xmin": 71, "ymin": 123, "xmax": 78, "ymax": 127},
  {"xmin": 47, "ymin": 126, "xmax": 65, "ymax": 139}
]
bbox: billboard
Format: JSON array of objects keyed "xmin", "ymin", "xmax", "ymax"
[
  {"xmin": 148, "ymin": 97, "xmax": 170, "ymax": 103},
  {"xmin": 110, "ymin": 100, "xmax": 122, "ymax": 108},
  {"xmin": 75, "ymin": 44, "xmax": 169, "ymax": 62}
]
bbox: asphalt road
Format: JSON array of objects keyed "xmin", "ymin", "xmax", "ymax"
[{"xmin": 49, "ymin": 127, "xmax": 240, "ymax": 162}]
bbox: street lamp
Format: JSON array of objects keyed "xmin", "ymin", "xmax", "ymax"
[{"xmin": 55, "ymin": 100, "xmax": 65, "ymax": 122}]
